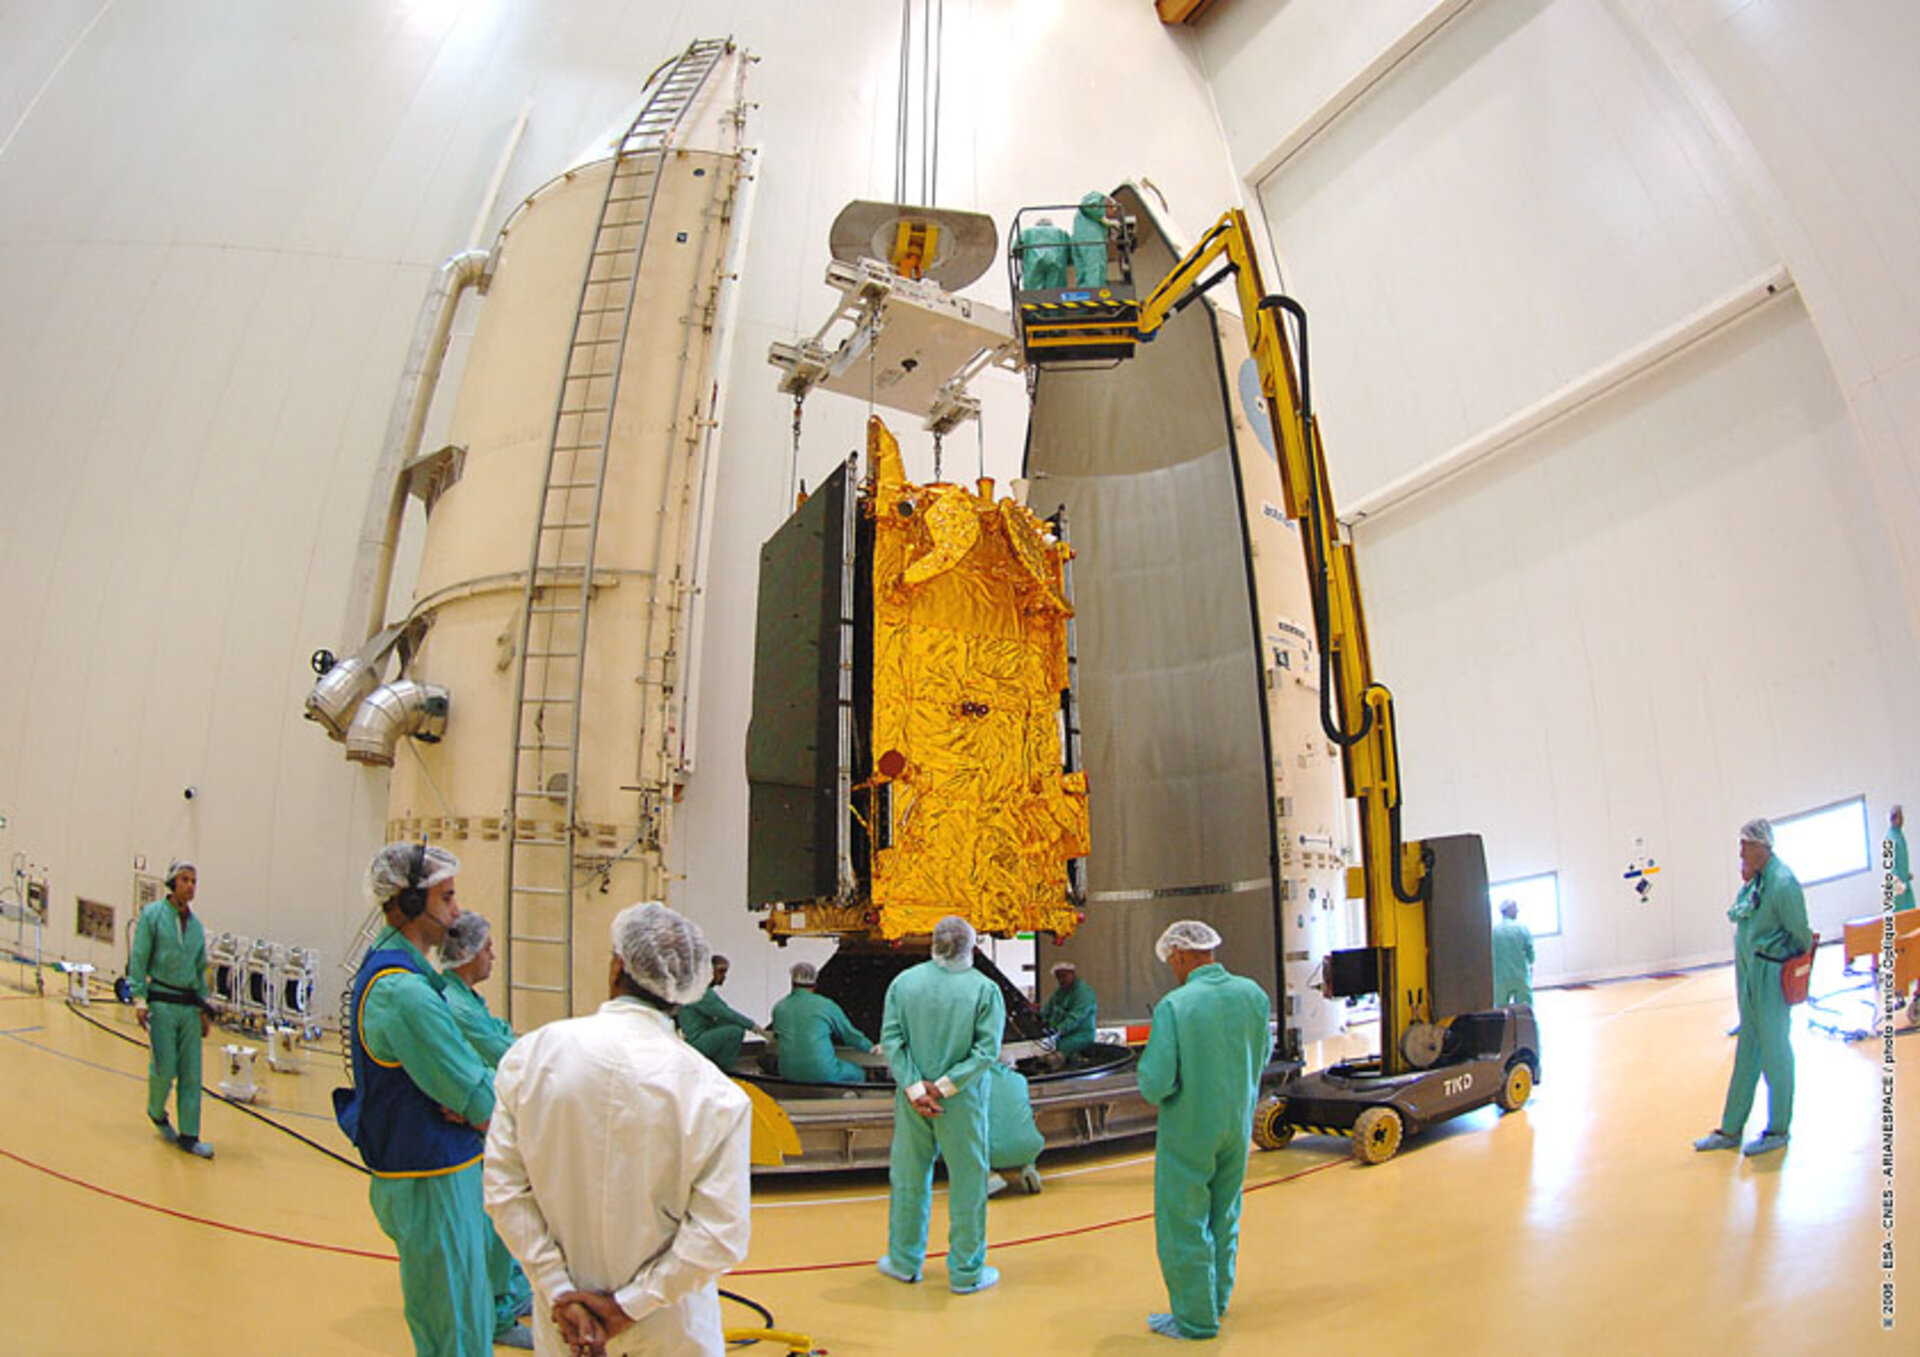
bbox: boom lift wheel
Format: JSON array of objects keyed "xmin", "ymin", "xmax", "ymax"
[
  {"xmin": 1251, "ymin": 1096, "xmax": 1294, "ymax": 1151},
  {"xmin": 1350, "ymin": 1106, "xmax": 1403, "ymax": 1165},
  {"xmin": 1496, "ymin": 1059, "xmax": 1533, "ymax": 1113}
]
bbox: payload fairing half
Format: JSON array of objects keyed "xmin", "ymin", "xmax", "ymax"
[{"xmin": 307, "ymin": 40, "xmax": 754, "ymax": 1029}]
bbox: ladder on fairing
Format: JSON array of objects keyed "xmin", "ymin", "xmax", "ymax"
[{"xmin": 502, "ymin": 38, "xmax": 731, "ymax": 1028}]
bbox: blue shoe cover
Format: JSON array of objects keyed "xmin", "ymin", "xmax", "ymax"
[
  {"xmin": 1148, "ymin": 1313, "xmax": 1205, "ymax": 1339},
  {"xmin": 950, "ymin": 1265, "xmax": 999, "ymax": 1295},
  {"xmin": 1743, "ymin": 1131, "xmax": 1788, "ymax": 1156},
  {"xmin": 1693, "ymin": 1130, "xmax": 1738, "ymax": 1152},
  {"xmin": 876, "ymin": 1257, "xmax": 921, "ymax": 1284}
]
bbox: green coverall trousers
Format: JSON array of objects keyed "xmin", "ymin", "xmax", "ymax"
[{"xmin": 146, "ymin": 1002, "xmax": 203, "ymax": 1138}]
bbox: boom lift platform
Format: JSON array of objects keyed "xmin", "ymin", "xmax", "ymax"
[{"xmin": 1014, "ymin": 205, "xmax": 1540, "ymax": 1163}]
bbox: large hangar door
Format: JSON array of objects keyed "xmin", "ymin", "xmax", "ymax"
[{"xmin": 1025, "ymin": 185, "xmax": 1284, "ymax": 1023}]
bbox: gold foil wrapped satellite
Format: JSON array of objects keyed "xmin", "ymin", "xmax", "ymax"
[{"xmin": 746, "ymin": 415, "xmax": 1088, "ymax": 943}]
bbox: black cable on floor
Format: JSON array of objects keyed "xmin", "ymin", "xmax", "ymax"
[
  {"xmin": 63, "ymin": 998, "xmax": 369, "ymax": 1175},
  {"xmin": 719, "ymin": 1286, "xmax": 778, "ymax": 1347}
]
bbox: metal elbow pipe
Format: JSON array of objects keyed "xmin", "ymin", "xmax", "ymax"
[
  {"xmin": 342, "ymin": 248, "xmax": 492, "ymax": 651},
  {"xmin": 344, "ymin": 681, "xmax": 451, "ymax": 767},
  {"xmin": 305, "ymin": 656, "xmax": 380, "ymax": 739}
]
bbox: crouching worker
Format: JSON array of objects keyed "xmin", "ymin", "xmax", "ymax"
[{"xmin": 336, "ymin": 842, "xmax": 520, "ymax": 1356}]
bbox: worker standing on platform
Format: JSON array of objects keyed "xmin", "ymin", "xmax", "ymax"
[
  {"xmin": 1138, "ymin": 920, "xmax": 1273, "ymax": 1342},
  {"xmin": 1694, "ymin": 818, "xmax": 1812, "ymax": 1158},
  {"xmin": 677, "ymin": 954, "xmax": 764, "ymax": 1071},
  {"xmin": 128, "ymin": 859, "xmax": 217, "ymax": 1159},
  {"xmin": 877, "ymin": 915, "xmax": 1006, "ymax": 1294}
]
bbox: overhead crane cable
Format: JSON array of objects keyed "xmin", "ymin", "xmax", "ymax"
[
  {"xmin": 895, "ymin": 0, "xmax": 911, "ymax": 205},
  {"xmin": 892, "ymin": 0, "xmax": 945, "ymax": 208},
  {"xmin": 930, "ymin": 0, "xmax": 944, "ymax": 206}
]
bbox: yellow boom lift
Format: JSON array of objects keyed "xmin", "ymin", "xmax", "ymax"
[{"xmin": 1011, "ymin": 203, "xmax": 1540, "ymax": 1163}]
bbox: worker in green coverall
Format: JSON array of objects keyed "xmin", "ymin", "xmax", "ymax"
[
  {"xmin": 1017, "ymin": 216, "xmax": 1072, "ymax": 290},
  {"xmin": 340, "ymin": 843, "xmax": 528, "ymax": 1355},
  {"xmin": 128, "ymin": 859, "xmax": 217, "ymax": 1158},
  {"xmin": 770, "ymin": 961, "xmax": 878, "ymax": 1084},
  {"xmin": 1069, "ymin": 190, "xmax": 1111, "ymax": 287},
  {"xmin": 1888, "ymin": 805, "xmax": 1913, "ymax": 913},
  {"xmin": 876, "ymin": 916, "xmax": 1007, "ymax": 1294},
  {"xmin": 1040, "ymin": 959, "xmax": 1098, "ymax": 1057},
  {"xmin": 437, "ymin": 913, "xmax": 532, "ymax": 1347},
  {"xmin": 983, "ymin": 1060, "xmax": 1045, "ymax": 1196},
  {"xmin": 1694, "ymin": 818, "xmax": 1812, "ymax": 1159},
  {"xmin": 439, "ymin": 913, "xmax": 517, "ymax": 1068},
  {"xmin": 1491, "ymin": 899, "xmax": 1536, "ymax": 1006},
  {"xmin": 1137, "ymin": 920, "xmax": 1274, "ymax": 1342},
  {"xmin": 1885, "ymin": 805, "xmax": 1917, "ymax": 1026},
  {"xmin": 677, "ymin": 954, "xmax": 764, "ymax": 1071}
]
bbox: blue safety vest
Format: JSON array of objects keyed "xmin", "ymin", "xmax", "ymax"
[{"xmin": 334, "ymin": 947, "xmax": 483, "ymax": 1177}]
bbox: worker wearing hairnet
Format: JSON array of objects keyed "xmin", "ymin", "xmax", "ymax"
[
  {"xmin": 439, "ymin": 913, "xmax": 517, "ymax": 1070},
  {"xmin": 877, "ymin": 915, "xmax": 1007, "ymax": 1293},
  {"xmin": 1137, "ymin": 920, "xmax": 1273, "ymax": 1341},
  {"xmin": 983, "ymin": 1059, "xmax": 1045, "ymax": 1197},
  {"xmin": 437, "ymin": 913, "xmax": 533, "ymax": 1345},
  {"xmin": 485, "ymin": 902, "xmax": 751, "ymax": 1356},
  {"xmin": 128, "ymin": 859, "xmax": 217, "ymax": 1158},
  {"xmin": 1040, "ymin": 959, "xmax": 1098, "ymax": 1058},
  {"xmin": 336, "ymin": 842, "xmax": 519, "ymax": 1355},
  {"xmin": 1491, "ymin": 900, "xmax": 1535, "ymax": 1007},
  {"xmin": 1017, "ymin": 216, "xmax": 1071, "ymax": 290},
  {"xmin": 1070, "ymin": 191, "xmax": 1111, "ymax": 288},
  {"xmin": 1694, "ymin": 819, "xmax": 1812, "ymax": 1158},
  {"xmin": 770, "ymin": 961, "xmax": 878, "ymax": 1085},
  {"xmin": 676, "ymin": 954, "xmax": 764, "ymax": 1071}
]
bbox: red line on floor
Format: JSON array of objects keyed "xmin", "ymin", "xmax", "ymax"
[
  {"xmin": 731, "ymin": 1154, "xmax": 1348, "ymax": 1276},
  {"xmin": 0, "ymin": 1147, "xmax": 398, "ymax": 1262}
]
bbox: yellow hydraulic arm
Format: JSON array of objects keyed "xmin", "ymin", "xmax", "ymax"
[{"xmin": 1129, "ymin": 210, "xmax": 1435, "ymax": 1075}]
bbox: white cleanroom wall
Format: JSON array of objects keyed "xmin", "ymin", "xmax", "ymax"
[{"xmin": 1192, "ymin": 0, "xmax": 1920, "ymax": 982}]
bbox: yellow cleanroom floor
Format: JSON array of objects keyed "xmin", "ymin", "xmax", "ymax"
[{"xmin": 1, "ymin": 950, "xmax": 1911, "ymax": 1355}]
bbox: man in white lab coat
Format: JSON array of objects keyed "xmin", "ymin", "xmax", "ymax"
[{"xmin": 484, "ymin": 902, "xmax": 751, "ymax": 1356}]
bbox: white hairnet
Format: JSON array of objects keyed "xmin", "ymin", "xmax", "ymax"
[
  {"xmin": 366, "ymin": 841, "xmax": 460, "ymax": 908},
  {"xmin": 1739, "ymin": 818, "xmax": 1774, "ymax": 848},
  {"xmin": 166, "ymin": 858, "xmax": 196, "ymax": 885},
  {"xmin": 1155, "ymin": 919, "xmax": 1224, "ymax": 963},
  {"xmin": 440, "ymin": 912, "xmax": 489, "ymax": 968},
  {"xmin": 611, "ymin": 901, "xmax": 711, "ymax": 1006},
  {"xmin": 1051, "ymin": 960, "xmax": 1077, "ymax": 975},
  {"xmin": 790, "ymin": 961, "xmax": 818, "ymax": 986},
  {"xmin": 930, "ymin": 915, "xmax": 977, "ymax": 971}
]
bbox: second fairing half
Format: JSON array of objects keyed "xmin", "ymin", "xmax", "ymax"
[{"xmin": 1023, "ymin": 183, "xmax": 1357, "ymax": 1053}]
